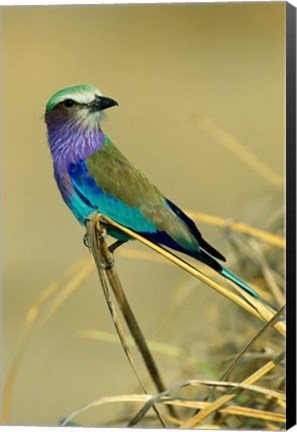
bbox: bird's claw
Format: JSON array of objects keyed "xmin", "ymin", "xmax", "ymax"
[
  {"xmin": 83, "ymin": 232, "xmax": 114, "ymax": 269},
  {"xmin": 100, "ymin": 256, "xmax": 115, "ymax": 270},
  {"xmin": 97, "ymin": 229, "xmax": 107, "ymax": 240},
  {"xmin": 83, "ymin": 233, "xmax": 90, "ymax": 249},
  {"xmin": 83, "ymin": 227, "xmax": 108, "ymax": 249}
]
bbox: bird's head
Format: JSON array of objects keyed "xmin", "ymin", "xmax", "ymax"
[{"xmin": 45, "ymin": 84, "xmax": 118, "ymax": 132}]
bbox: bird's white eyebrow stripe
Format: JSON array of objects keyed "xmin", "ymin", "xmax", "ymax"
[{"xmin": 55, "ymin": 91, "xmax": 102, "ymax": 106}]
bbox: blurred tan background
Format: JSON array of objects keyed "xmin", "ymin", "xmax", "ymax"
[{"xmin": 2, "ymin": 3, "xmax": 284, "ymax": 426}]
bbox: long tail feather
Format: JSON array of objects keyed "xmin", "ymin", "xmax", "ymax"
[
  {"xmin": 194, "ymin": 250, "xmax": 260, "ymax": 299},
  {"xmin": 220, "ymin": 266, "xmax": 260, "ymax": 298},
  {"xmin": 221, "ymin": 266, "xmax": 278, "ymax": 313}
]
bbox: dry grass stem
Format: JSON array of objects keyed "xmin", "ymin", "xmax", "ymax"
[
  {"xmin": 62, "ymin": 379, "xmax": 285, "ymax": 428},
  {"xmin": 78, "ymin": 329, "xmax": 186, "ymax": 358},
  {"xmin": 187, "ymin": 211, "xmax": 285, "ymax": 249},
  {"xmin": 247, "ymin": 238, "xmax": 284, "ymax": 306},
  {"xmin": 199, "ymin": 116, "xmax": 283, "ymax": 188}
]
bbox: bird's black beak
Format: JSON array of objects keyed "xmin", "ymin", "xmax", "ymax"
[{"xmin": 90, "ymin": 95, "xmax": 119, "ymax": 112}]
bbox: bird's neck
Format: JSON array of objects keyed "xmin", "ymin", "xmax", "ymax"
[{"xmin": 47, "ymin": 120, "xmax": 105, "ymax": 171}]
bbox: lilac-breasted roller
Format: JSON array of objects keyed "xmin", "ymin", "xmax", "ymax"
[{"xmin": 45, "ymin": 84, "xmax": 260, "ymax": 299}]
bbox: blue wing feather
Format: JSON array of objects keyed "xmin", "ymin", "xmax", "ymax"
[{"xmin": 67, "ymin": 160, "xmax": 158, "ymax": 234}]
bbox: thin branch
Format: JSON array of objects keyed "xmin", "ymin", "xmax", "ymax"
[{"xmin": 86, "ymin": 213, "xmax": 178, "ymax": 424}]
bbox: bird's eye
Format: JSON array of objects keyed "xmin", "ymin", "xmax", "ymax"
[{"xmin": 63, "ymin": 99, "xmax": 75, "ymax": 108}]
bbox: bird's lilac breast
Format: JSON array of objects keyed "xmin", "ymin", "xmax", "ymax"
[{"xmin": 49, "ymin": 122, "xmax": 106, "ymax": 224}]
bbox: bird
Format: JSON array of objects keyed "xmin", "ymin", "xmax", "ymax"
[{"xmin": 44, "ymin": 84, "xmax": 260, "ymax": 299}]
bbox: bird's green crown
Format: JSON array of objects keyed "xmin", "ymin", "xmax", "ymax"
[{"xmin": 46, "ymin": 84, "xmax": 102, "ymax": 112}]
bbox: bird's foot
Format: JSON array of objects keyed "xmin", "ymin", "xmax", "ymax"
[
  {"xmin": 108, "ymin": 239, "xmax": 127, "ymax": 254},
  {"xmin": 100, "ymin": 256, "xmax": 115, "ymax": 270}
]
